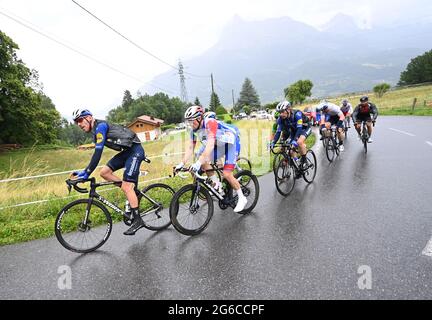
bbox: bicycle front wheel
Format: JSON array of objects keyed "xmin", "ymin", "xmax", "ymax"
[
  {"xmin": 275, "ymin": 158, "xmax": 296, "ymax": 196},
  {"xmin": 236, "ymin": 157, "xmax": 252, "ymax": 172},
  {"xmin": 325, "ymin": 137, "xmax": 336, "ymax": 162},
  {"xmin": 303, "ymin": 150, "xmax": 317, "ymax": 184},
  {"xmin": 170, "ymin": 184, "xmax": 214, "ymax": 236},
  {"xmin": 139, "ymin": 183, "xmax": 175, "ymax": 231},
  {"xmin": 55, "ymin": 199, "xmax": 112, "ymax": 253}
]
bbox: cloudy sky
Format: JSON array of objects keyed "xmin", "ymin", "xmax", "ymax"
[{"xmin": 1, "ymin": 0, "xmax": 431, "ymax": 119}]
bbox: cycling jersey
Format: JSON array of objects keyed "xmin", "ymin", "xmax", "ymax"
[
  {"xmin": 273, "ymin": 110, "xmax": 310, "ymax": 144},
  {"xmin": 340, "ymin": 103, "xmax": 353, "ymax": 115},
  {"xmin": 85, "ymin": 120, "xmax": 144, "ymax": 182},
  {"xmin": 191, "ymin": 118, "xmax": 240, "ymax": 171},
  {"xmin": 352, "ymin": 103, "xmax": 379, "ymax": 123}
]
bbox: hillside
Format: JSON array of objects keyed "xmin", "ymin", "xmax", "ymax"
[{"xmin": 144, "ymin": 15, "xmax": 432, "ymax": 106}]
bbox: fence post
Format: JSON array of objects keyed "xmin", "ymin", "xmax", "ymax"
[{"xmin": 412, "ymin": 98, "xmax": 417, "ymax": 112}]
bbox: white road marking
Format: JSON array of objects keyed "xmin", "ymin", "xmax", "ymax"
[
  {"xmin": 389, "ymin": 128, "xmax": 416, "ymax": 137},
  {"xmin": 422, "ymin": 236, "xmax": 432, "ymax": 257},
  {"xmin": 426, "ymin": 141, "xmax": 432, "ymax": 148}
]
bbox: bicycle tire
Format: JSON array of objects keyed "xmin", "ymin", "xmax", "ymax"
[
  {"xmin": 274, "ymin": 157, "xmax": 296, "ymax": 196},
  {"xmin": 139, "ymin": 183, "xmax": 175, "ymax": 231},
  {"xmin": 55, "ymin": 199, "xmax": 112, "ymax": 253},
  {"xmin": 325, "ymin": 137, "xmax": 336, "ymax": 162},
  {"xmin": 236, "ymin": 157, "xmax": 252, "ymax": 172},
  {"xmin": 170, "ymin": 184, "xmax": 214, "ymax": 236},
  {"xmin": 302, "ymin": 150, "xmax": 317, "ymax": 184}
]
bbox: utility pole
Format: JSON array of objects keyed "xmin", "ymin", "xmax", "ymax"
[
  {"xmin": 232, "ymin": 89, "xmax": 236, "ymax": 114},
  {"xmin": 178, "ymin": 60, "xmax": 188, "ymax": 103},
  {"xmin": 211, "ymin": 73, "xmax": 215, "ymax": 95}
]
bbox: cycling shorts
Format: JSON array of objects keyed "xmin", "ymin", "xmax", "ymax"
[{"xmin": 107, "ymin": 143, "xmax": 145, "ymax": 183}]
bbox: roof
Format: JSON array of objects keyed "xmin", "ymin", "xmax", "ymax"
[{"xmin": 128, "ymin": 115, "xmax": 164, "ymax": 128}]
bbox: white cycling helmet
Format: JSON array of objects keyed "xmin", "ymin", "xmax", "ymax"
[
  {"xmin": 204, "ymin": 111, "xmax": 216, "ymax": 120},
  {"xmin": 276, "ymin": 101, "xmax": 291, "ymax": 112},
  {"xmin": 184, "ymin": 105, "xmax": 204, "ymax": 120},
  {"xmin": 72, "ymin": 108, "xmax": 93, "ymax": 121}
]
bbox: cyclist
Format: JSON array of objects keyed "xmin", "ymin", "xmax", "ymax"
[
  {"xmin": 316, "ymin": 100, "xmax": 346, "ymax": 152},
  {"xmin": 352, "ymin": 96, "xmax": 379, "ymax": 143},
  {"xmin": 340, "ymin": 99, "xmax": 353, "ymax": 128},
  {"xmin": 199, "ymin": 111, "xmax": 242, "ymax": 175},
  {"xmin": 71, "ymin": 108, "xmax": 146, "ymax": 236},
  {"xmin": 270, "ymin": 101, "xmax": 312, "ymax": 170},
  {"xmin": 175, "ymin": 106, "xmax": 247, "ymax": 213}
]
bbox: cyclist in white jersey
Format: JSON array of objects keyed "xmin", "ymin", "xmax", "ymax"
[{"xmin": 175, "ymin": 106, "xmax": 247, "ymax": 213}]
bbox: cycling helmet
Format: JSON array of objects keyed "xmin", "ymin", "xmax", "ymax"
[
  {"xmin": 204, "ymin": 111, "xmax": 216, "ymax": 120},
  {"xmin": 72, "ymin": 108, "xmax": 93, "ymax": 121},
  {"xmin": 184, "ymin": 105, "xmax": 204, "ymax": 120},
  {"xmin": 318, "ymin": 100, "xmax": 329, "ymax": 112},
  {"xmin": 342, "ymin": 99, "xmax": 348, "ymax": 106},
  {"xmin": 360, "ymin": 96, "xmax": 369, "ymax": 103},
  {"xmin": 276, "ymin": 101, "xmax": 291, "ymax": 112}
]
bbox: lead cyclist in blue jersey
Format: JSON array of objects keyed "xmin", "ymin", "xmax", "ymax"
[
  {"xmin": 270, "ymin": 101, "xmax": 313, "ymax": 170},
  {"xmin": 175, "ymin": 106, "xmax": 247, "ymax": 213},
  {"xmin": 71, "ymin": 108, "xmax": 146, "ymax": 236}
]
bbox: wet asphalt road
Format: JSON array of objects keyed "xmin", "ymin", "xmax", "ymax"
[{"xmin": 1, "ymin": 116, "xmax": 432, "ymax": 300}]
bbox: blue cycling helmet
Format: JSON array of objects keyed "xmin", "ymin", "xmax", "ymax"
[{"xmin": 72, "ymin": 108, "xmax": 93, "ymax": 121}]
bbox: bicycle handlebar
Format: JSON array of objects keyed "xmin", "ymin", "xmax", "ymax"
[
  {"xmin": 170, "ymin": 167, "xmax": 207, "ymax": 181},
  {"xmin": 66, "ymin": 177, "xmax": 95, "ymax": 194}
]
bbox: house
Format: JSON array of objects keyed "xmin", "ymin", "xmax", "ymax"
[{"xmin": 127, "ymin": 115, "xmax": 164, "ymax": 142}]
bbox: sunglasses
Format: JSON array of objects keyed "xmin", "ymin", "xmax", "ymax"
[{"xmin": 75, "ymin": 117, "xmax": 86, "ymax": 124}]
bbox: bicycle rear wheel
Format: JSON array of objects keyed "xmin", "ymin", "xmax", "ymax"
[
  {"xmin": 55, "ymin": 199, "xmax": 112, "ymax": 253},
  {"xmin": 139, "ymin": 183, "xmax": 175, "ymax": 231},
  {"xmin": 325, "ymin": 137, "xmax": 336, "ymax": 162},
  {"xmin": 302, "ymin": 150, "xmax": 317, "ymax": 184},
  {"xmin": 275, "ymin": 157, "xmax": 296, "ymax": 196},
  {"xmin": 170, "ymin": 184, "xmax": 213, "ymax": 236}
]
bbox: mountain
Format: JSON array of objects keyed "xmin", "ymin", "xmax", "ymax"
[{"xmin": 144, "ymin": 15, "xmax": 432, "ymax": 107}]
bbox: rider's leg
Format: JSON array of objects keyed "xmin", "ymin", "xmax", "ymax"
[
  {"xmin": 100, "ymin": 166, "xmax": 122, "ymax": 184},
  {"xmin": 366, "ymin": 121, "xmax": 373, "ymax": 137},
  {"xmin": 123, "ymin": 144, "xmax": 146, "ymax": 236},
  {"xmin": 102, "ymin": 151, "xmax": 128, "ymax": 183}
]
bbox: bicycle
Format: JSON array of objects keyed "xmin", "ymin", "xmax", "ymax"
[
  {"xmin": 54, "ymin": 159, "xmax": 175, "ymax": 253},
  {"xmin": 324, "ymin": 125, "xmax": 342, "ymax": 163},
  {"xmin": 169, "ymin": 164, "xmax": 260, "ymax": 236},
  {"xmin": 271, "ymin": 142, "xmax": 317, "ymax": 197},
  {"xmin": 359, "ymin": 121, "xmax": 376, "ymax": 154}
]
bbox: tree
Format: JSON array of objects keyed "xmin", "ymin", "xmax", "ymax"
[
  {"xmin": 122, "ymin": 90, "xmax": 134, "ymax": 112},
  {"xmin": 209, "ymin": 92, "xmax": 222, "ymax": 112},
  {"xmin": 216, "ymin": 106, "xmax": 227, "ymax": 115},
  {"xmin": 194, "ymin": 97, "xmax": 201, "ymax": 106},
  {"xmin": 243, "ymin": 106, "xmax": 251, "ymax": 115},
  {"xmin": 373, "ymin": 83, "xmax": 391, "ymax": 98},
  {"xmin": 284, "ymin": 80, "xmax": 313, "ymax": 105},
  {"xmin": 236, "ymin": 78, "xmax": 261, "ymax": 111},
  {"xmin": 0, "ymin": 30, "xmax": 61, "ymax": 145},
  {"xmin": 399, "ymin": 50, "xmax": 432, "ymax": 85}
]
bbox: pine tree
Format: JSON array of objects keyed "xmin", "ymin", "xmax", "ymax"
[
  {"xmin": 122, "ymin": 90, "xmax": 134, "ymax": 112},
  {"xmin": 209, "ymin": 92, "xmax": 222, "ymax": 112},
  {"xmin": 194, "ymin": 97, "xmax": 201, "ymax": 106},
  {"xmin": 236, "ymin": 78, "xmax": 261, "ymax": 111}
]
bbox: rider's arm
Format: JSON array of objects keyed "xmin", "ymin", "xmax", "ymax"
[
  {"xmin": 352, "ymin": 106, "xmax": 359, "ymax": 123},
  {"xmin": 84, "ymin": 122, "xmax": 108, "ymax": 176},
  {"xmin": 272, "ymin": 118, "xmax": 283, "ymax": 144},
  {"xmin": 370, "ymin": 103, "xmax": 379, "ymax": 121}
]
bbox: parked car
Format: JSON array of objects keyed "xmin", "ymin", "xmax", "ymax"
[
  {"xmin": 234, "ymin": 112, "xmax": 248, "ymax": 120},
  {"xmin": 175, "ymin": 123, "xmax": 186, "ymax": 130},
  {"xmin": 256, "ymin": 110, "xmax": 270, "ymax": 120},
  {"xmin": 303, "ymin": 107, "xmax": 319, "ymax": 126}
]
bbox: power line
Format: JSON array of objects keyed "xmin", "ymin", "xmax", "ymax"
[
  {"xmin": 71, "ymin": 0, "xmax": 209, "ymax": 79},
  {"xmin": 0, "ymin": 9, "xmax": 178, "ymax": 96}
]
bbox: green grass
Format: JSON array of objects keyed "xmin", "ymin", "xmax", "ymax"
[{"xmin": 0, "ymin": 120, "xmax": 316, "ymax": 246}]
